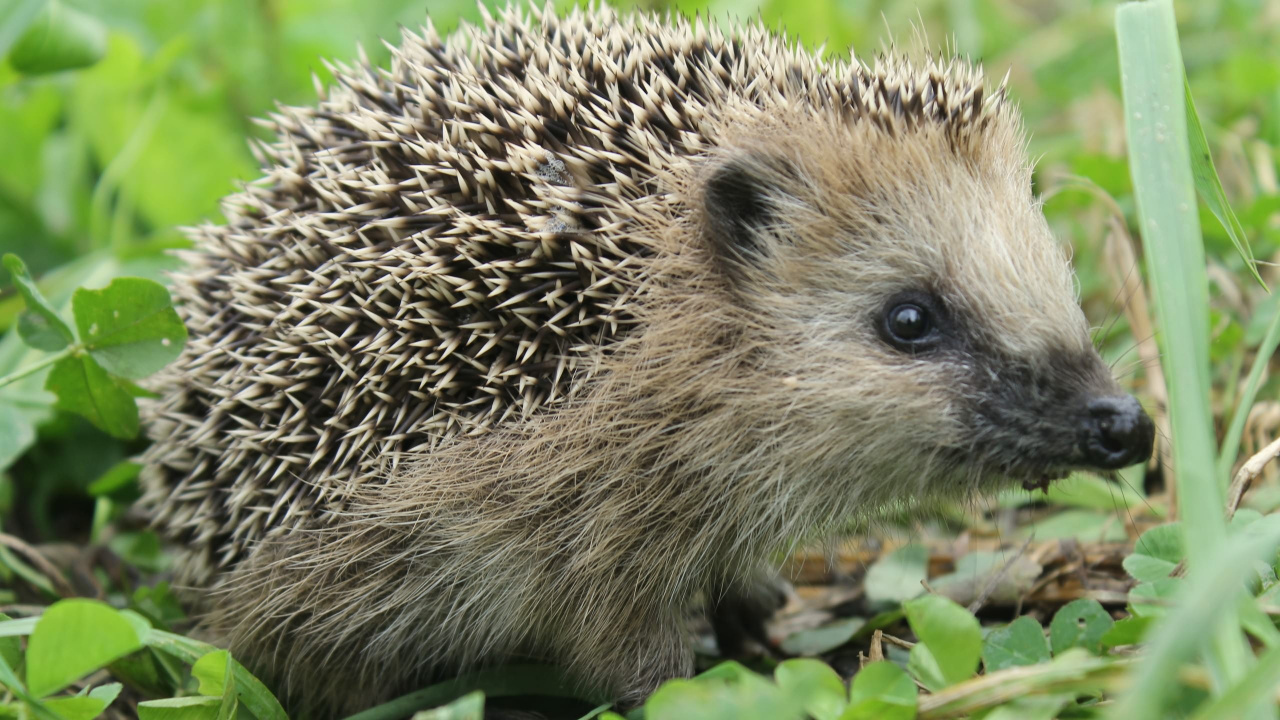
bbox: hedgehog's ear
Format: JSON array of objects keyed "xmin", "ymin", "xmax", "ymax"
[{"xmin": 702, "ymin": 153, "xmax": 797, "ymax": 273}]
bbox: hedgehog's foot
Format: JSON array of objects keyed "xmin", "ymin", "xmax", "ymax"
[{"xmin": 709, "ymin": 578, "xmax": 787, "ymax": 659}]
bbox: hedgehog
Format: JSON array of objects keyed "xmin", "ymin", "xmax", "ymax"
[{"xmin": 140, "ymin": 3, "xmax": 1155, "ymax": 716}]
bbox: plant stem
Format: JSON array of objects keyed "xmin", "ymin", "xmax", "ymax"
[
  {"xmin": 0, "ymin": 349, "xmax": 71, "ymax": 390},
  {"xmin": 1218, "ymin": 304, "xmax": 1280, "ymax": 480}
]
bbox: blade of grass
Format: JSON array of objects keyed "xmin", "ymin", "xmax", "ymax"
[
  {"xmin": 0, "ymin": 542, "xmax": 59, "ymax": 597},
  {"xmin": 1218, "ymin": 305, "xmax": 1280, "ymax": 479},
  {"xmin": 1115, "ymin": 0, "xmax": 1256, "ymax": 715},
  {"xmin": 0, "ymin": 616, "xmax": 38, "ymax": 637},
  {"xmin": 1239, "ymin": 595, "xmax": 1280, "ymax": 649},
  {"xmin": 1117, "ymin": 0, "xmax": 1221, "ymax": 581},
  {"xmin": 1185, "ymin": 78, "xmax": 1264, "ymax": 287}
]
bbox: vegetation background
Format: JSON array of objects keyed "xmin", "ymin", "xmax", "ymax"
[{"xmin": 2, "ymin": 0, "xmax": 1280, "ymax": 718}]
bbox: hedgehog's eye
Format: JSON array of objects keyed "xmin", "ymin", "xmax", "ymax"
[
  {"xmin": 889, "ymin": 304, "xmax": 928, "ymax": 339},
  {"xmin": 878, "ymin": 292, "xmax": 944, "ymax": 352}
]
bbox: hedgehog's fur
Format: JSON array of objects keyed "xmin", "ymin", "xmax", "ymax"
[{"xmin": 141, "ymin": 4, "xmax": 1142, "ymax": 716}]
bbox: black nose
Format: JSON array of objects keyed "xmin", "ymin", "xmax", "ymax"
[{"xmin": 1081, "ymin": 396, "xmax": 1155, "ymax": 469}]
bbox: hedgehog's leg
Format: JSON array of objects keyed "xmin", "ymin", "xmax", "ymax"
[
  {"xmin": 709, "ymin": 577, "xmax": 787, "ymax": 659},
  {"xmin": 610, "ymin": 630, "xmax": 694, "ymax": 707},
  {"xmin": 572, "ymin": 606, "xmax": 694, "ymax": 708}
]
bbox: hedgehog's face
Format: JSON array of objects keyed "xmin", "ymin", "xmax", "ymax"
[{"xmin": 699, "ymin": 120, "xmax": 1153, "ymax": 496}]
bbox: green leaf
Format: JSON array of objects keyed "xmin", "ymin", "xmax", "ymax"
[
  {"xmin": 92, "ymin": 682, "xmax": 124, "ymax": 705},
  {"xmin": 1049, "ymin": 598, "xmax": 1114, "ymax": 655},
  {"xmin": 107, "ymin": 648, "xmax": 179, "ymax": 699},
  {"xmin": 0, "ymin": 655, "xmax": 62, "ymax": 720},
  {"xmin": 1101, "ymin": 616, "xmax": 1153, "ymax": 648},
  {"xmin": 411, "ymin": 691, "xmax": 485, "ymax": 720},
  {"xmin": 0, "ymin": 629, "xmax": 31, "ymax": 696},
  {"xmin": 45, "ymin": 354, "xmax": 139, "ymax": 439},
  {"xmin": 1123, "ymin": 523, "xmax": 1185, "ymax": 582},
  {"xmin": 215, "ymin": 653, "xmax": 237, "ymax": 720},
  {"xmin": 983, "ymin": 616, "xmax": 1051, "ymax": 672},
  {"xmin": 864, "ymin": 545, "xmax": 927, "ymax": 606},
  {"xmin": 87, "ymin": 460, "xmax": 142, "ymax": 496},
  {"xmin": 189, "ymin": 648, "xmax": 242, "ymax": 720},
  {"xmin": 779, "ymin": 617, "xmax": 865, "ymax": 656},
  {"xmin": 192, "ymin": 650, "xmax": 231, "ymax": 697},
  {"xmin": 1230, "ymin": 508, "xmax": 1265, "ymax": 533},
  {"xmin": 1238, "ymin": 600, "xmax": 1280, "ymax": 648},
  {"xmin": 644, "ymin": 670, "xmax": 800, "ymax": 720},
  {"xmin": 0, "ymin": 404, "xmax": 37, "ymax": 472},
  {"xmin": 1109, "ymin": 518, "xmax": 1280, "ymax": 719},
  {"xmin": 840, "ymin": 661, "xmax": 916, "ymax": 720},
  {"xmin": 850, "ymin": 609, "xmax": 904, "ymax": 645},
  {"xmin": 73, "ymin": 277, "xmax": 186, "ymax": 379},
  {"xmin": 1183, "ymin": 78, "xmax": 1262, "ymax": 287},
  {"xmin": 16, "ymin": 313, "xmax": 67, "ymax": 353},
  {"xmin": 130, "ymin": 582, "xmax": 186, "ymax": 630},
  {"xmin": 117, "ymin": 377, "xmax": 161, "ymax": 399},
  {"xmin": 694, "ymin": 661, "xmax": 755, "ymax": 682},
  {"xmin": 7, "ymin": 0, "xmax": 107, "ymax": 75},
  {"xmin": 1000, "ymin": 467, "xmax": 1152, "ymax": 512},
  {"xmin": 2, "ymin": 254, "xmax": 74, "ymax": 351},
  {"xmin": 137, "ymin": 697, "xmax": 221, "ymax": 720},
  {"xmin": 73, "ymin": 81, "xmax": 256, "ymax": 234},
  {"xmin": 1126, "ymin": 550, "xmax": 1182, "ymax": 579},
  {"xmin": 1042, "ymin": 473, "xmax": 1147, "ymax": 511},
  {"xmin": 144, "ymin": 631, "xmax": 287, "ymax": 720},
  {"xmin": 0, "ymin": 0, "xmax": 44, "ymax": 58},
  {"xmin": 1129, "ymin": 577, "xmax": 1181, "ymax": 618},
  {"xmin": 1017, "ymin": 509, "xmax": 1127, "ymax": 543},
  {"xmin": 903, "ymin": 595, "xmax": 982, "ymax": 689},
  {"xmin": 109, "ymin": 531, "xmax": 169, "ymax": 573},
  {"xmin": 42, "ymin": 683, "xmax": 121, "ymax": 720},
  {"xmin": 905, "ymin": 642, "xmax": 946, "ymax": 693},
  {"xmin": 26, "ymin": 599, "xmax": 144, "ymax": 698},
  {"xmin": 0, "ymin": 614, "xmax": 19, "ymax": 673},
  {"xmin": 774, "ymin": 659, "xmax": 846, "ymax": 720}
]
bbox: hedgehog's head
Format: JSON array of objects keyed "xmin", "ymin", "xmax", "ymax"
[{"xmin": 695, "ymin": 87, "xmax": 1152, "ymax": 502}]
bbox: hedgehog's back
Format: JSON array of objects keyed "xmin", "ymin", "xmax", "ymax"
[
  {"xmin": 140, "ymin": 5, "xmax": 710, "ymax": 577},
  {"xmin": 140, "ymin": 4, "xmax": 1006, "ymax": 581}
]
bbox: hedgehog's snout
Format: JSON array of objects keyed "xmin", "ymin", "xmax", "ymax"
[{"xmin": 1079, "ymin": 395, "xmax": 1154, "ymax": 470}]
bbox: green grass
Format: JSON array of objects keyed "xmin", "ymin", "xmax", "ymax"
[{"xmin": 3, "ymin": 0, "xmax": 1280, "ymax": 718}]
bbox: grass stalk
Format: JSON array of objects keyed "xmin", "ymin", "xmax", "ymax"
[
  {"xmin": 1113, "ymin": 0, "xmax": 1256, "ymax": 715},
  {"xmin": 1218, "ymin": 306, "xmax": 1280, "ymax": 479}
]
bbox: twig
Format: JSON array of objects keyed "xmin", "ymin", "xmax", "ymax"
[
  {"xmin": 917, "ymin": 654, "xmax": 1130, "ymax": 718},
  {"xmin": 879, "ymin": 632, "xmax": 916, "ymax": 651},
  {"xmin": 0, "ymin": 604, "xmax": 50, "ymax": 617},
  {"xmin": 1225, "ymin": 434, "xmax": 1280, "ymax": 518},
  {"xmin": 868, "ymin": 630, "xmax": 885, "ymax": 663},
  {"xmin": 0, "ymin": 533, "xmax": 75, "ymax": 597},
  {"xmin": 967, "ymin": 535, "xmax": 1034, "ymax": 615}
]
